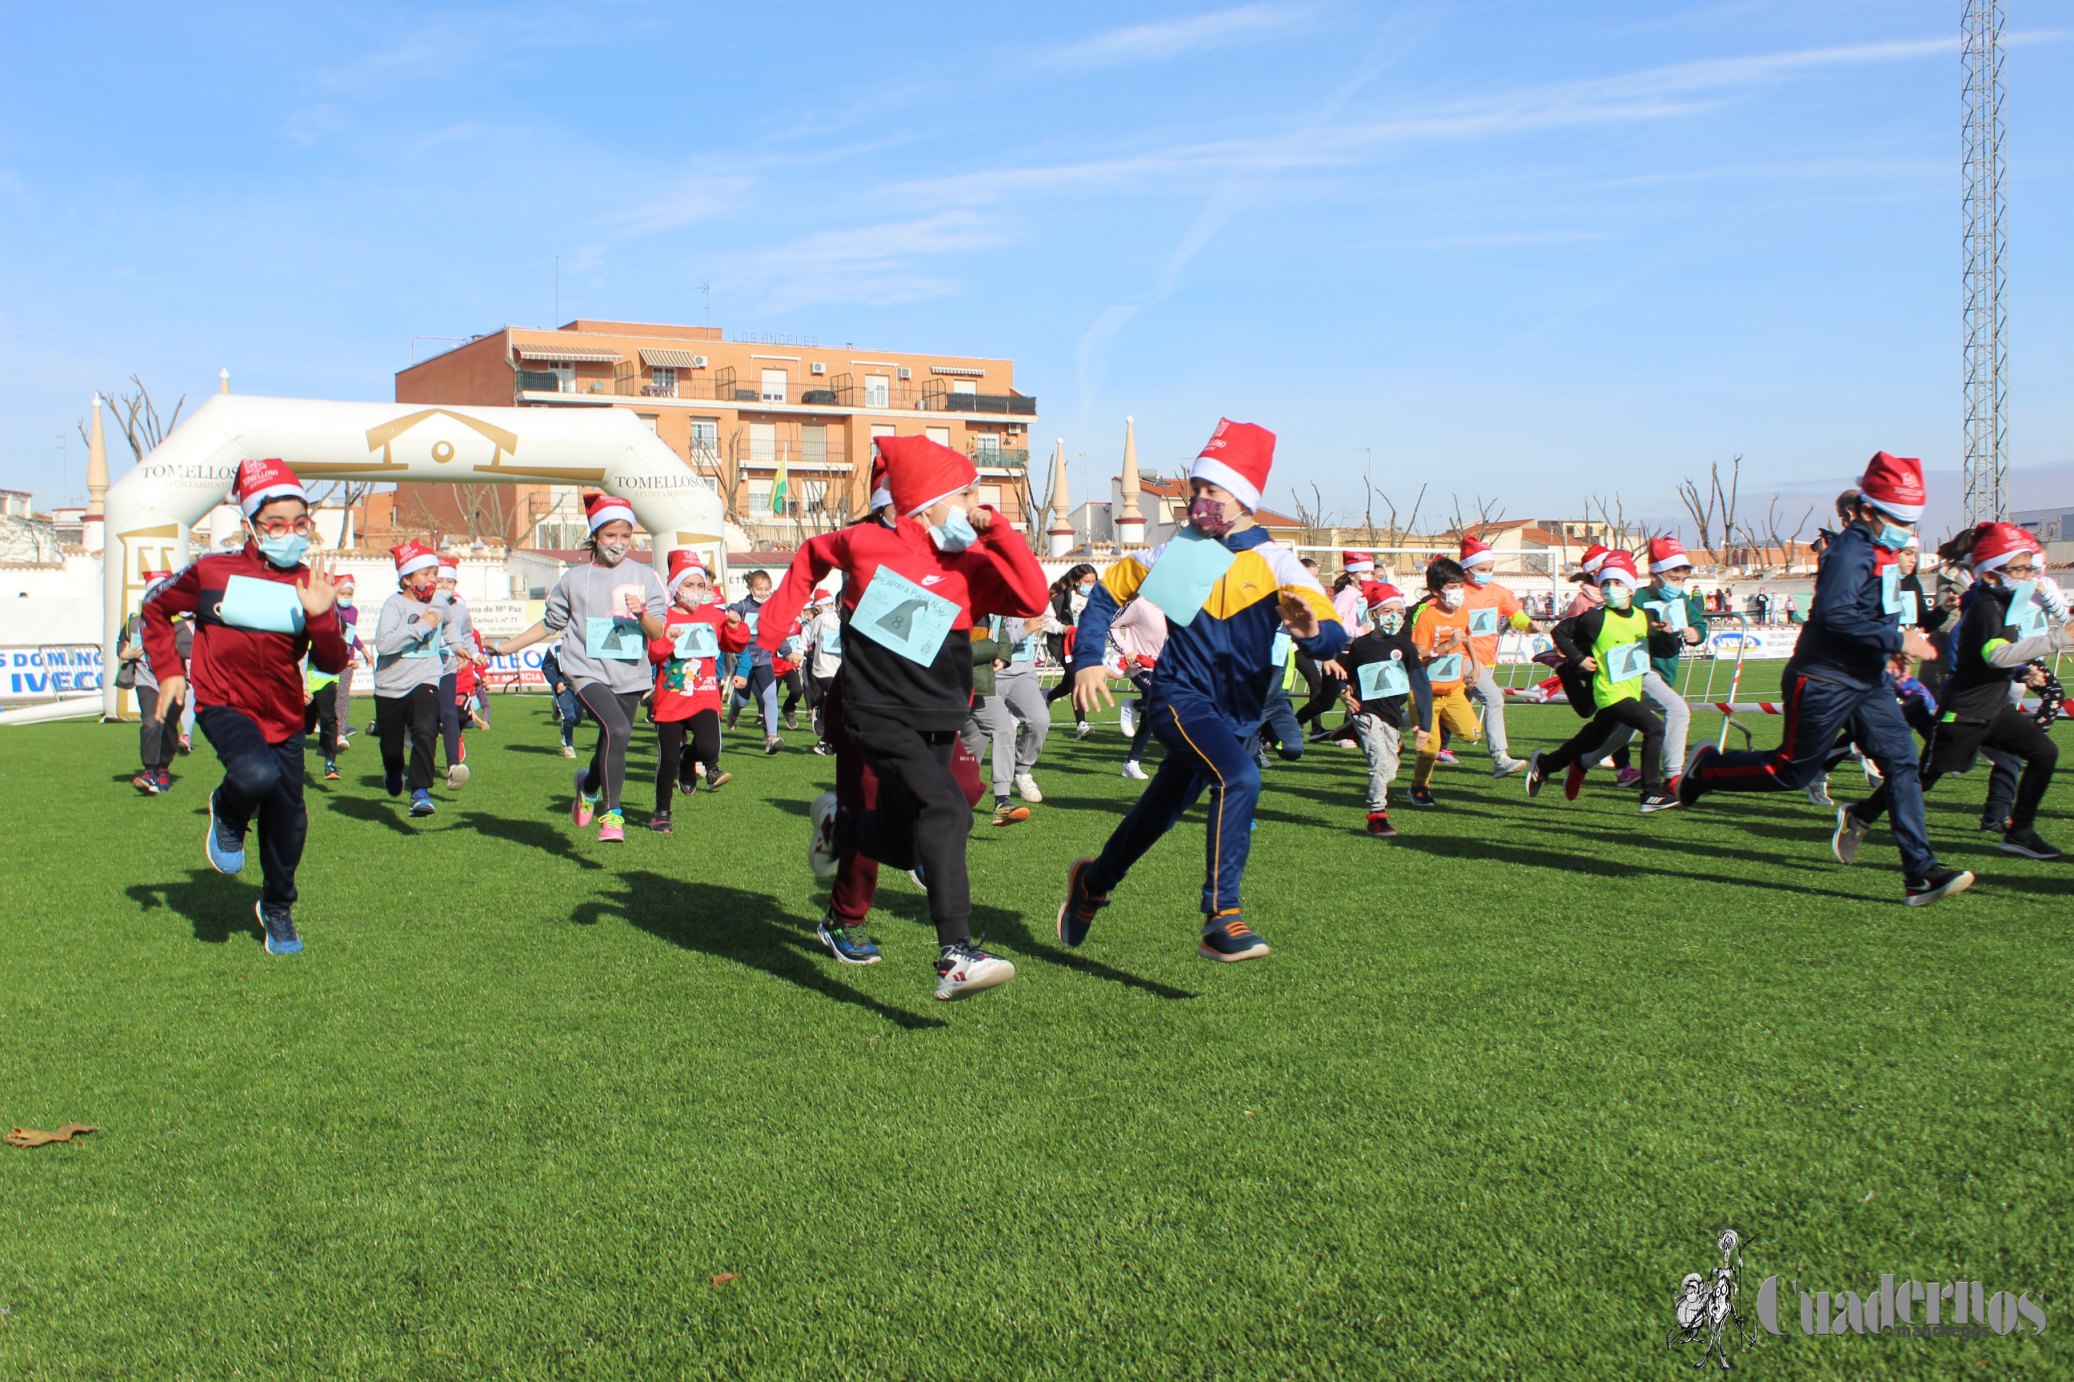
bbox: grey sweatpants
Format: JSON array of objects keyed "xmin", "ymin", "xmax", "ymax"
[
  {"xmin": 1467, "ymin": 666, "xmax": 1511, "ymax": 760},
  {"xmin": 1352, "ymin": 713, "xmax": 1404, "ymax": 812},
  {"xmin": 1584, "ymin": 669, "xmax": 1690, "ymax": 777},
  {"xmin": 960, "ymin": 669, "xmax": 1050, "ymax": 796}
]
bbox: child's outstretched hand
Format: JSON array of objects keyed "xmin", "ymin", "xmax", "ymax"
[
  {"xmin": 1279, "ymin": 595, "xmax": 1319, "ymax": 639},
  {"xmin": 1071, "ymin": 666, "xmax": 1114, "ymax": 715}
]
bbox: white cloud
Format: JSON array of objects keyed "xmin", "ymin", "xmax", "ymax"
[
  {"xmin": 731, "ymin": 210, "xmax": 1017, "ymax": 311},
  {"xmin": 1037, "ymin": 2, "xmax": 1322, "ymax": 71},
  {"xmin": 602, "ymin": 177, "xmax": 758, "ymax": 237}
]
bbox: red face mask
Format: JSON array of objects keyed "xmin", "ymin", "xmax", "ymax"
[{"xmin": 1187, "ymin": 496, "xmax": 1236, "ymax": 538}]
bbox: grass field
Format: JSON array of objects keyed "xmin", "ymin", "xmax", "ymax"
[{"xmin": 2, "ymin": 676, "xmax": 2069, "ymax": 1379}]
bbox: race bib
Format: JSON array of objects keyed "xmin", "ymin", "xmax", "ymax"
[
  {"xmin": 672, "ymin": 621, "xmax": 719, "ymax": 662},
  {"xmin": 399, "ymin": 629, "xmax": 444, "ymax": 660},
  {"xmin": 850, "ymin": 567, "xmax": 959, "ymax": 665},
  {"xmin": 1269, "ymin": 631, "xmax": 1292, "ymax": 671},
  {"xmin": 1426, "ymin": 652, "xmax": 1462, "ymax": 683},
  {"xmin": 1358, "ymin": 657, "xmax": 1410, "ymax": 700},
  {"xmin": 1136, "ymin": 530, "xmax": 1236, "ymax": 627},
  {"xmin": 1880, "ymin": 568, "xmax": 1907, "ymax": 615},
  {"xmin": 585, "ymin": 616, "xmax": 647, "ymax": 660},
  {"xmin": 1605, "ymin": 640, "xmax": 1649, "ymax": 682},
  {"xmin": 1644, "ymin": 599, "xmax": 1687, "ymax": 632},
  {"xmin": 2007, "ymin": 581, "xmax": 2048, "ymax": 638},
  {"xmin": 219, "ymin": 576, "xmax": 305, "ymax": 635},
  {"xmin": 819, "ymin": 622, "xmax": 843, "ymax": 657},
  {"xmin": 1467, "ymin": 607, "xmax": 1499, "ymax": 638}
]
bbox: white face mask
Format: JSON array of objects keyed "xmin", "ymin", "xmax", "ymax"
[
  {"xmin": 1377, "ymin": 610, "xmax": 1404, "ymax": 635},
  {"xmin": 596, "ymin": 541, "xmax": 629, "ymax": 566},
  {"xmin": 1433, "ymin": 588, "xmax": 1462, "ymax": 611}
]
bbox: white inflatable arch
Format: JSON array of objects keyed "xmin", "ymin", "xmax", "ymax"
[{"xmin": 102, "ymin": 393, "xmax": 726, "ymax": 720}]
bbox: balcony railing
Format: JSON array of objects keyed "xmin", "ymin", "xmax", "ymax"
[{"xmin": 515, "ymin": 364, "xmax": 1035, "ymax": 415}]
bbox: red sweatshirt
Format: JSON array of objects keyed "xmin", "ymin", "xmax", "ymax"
[
  {"xmin": 646, "ymin": 603, "xmax": 752, "ymax": 720},
  {"xmin": 144, "ymin": 544, "xmax": 351, "ymax": 742},
  {"xmin": 758, "ymin": 508, "xmax": 1047, "ymax": 731}
]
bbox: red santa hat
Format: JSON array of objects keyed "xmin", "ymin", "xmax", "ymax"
[
  {"xmin": 1343, "ymin": 550, "xmax": 1375, "ymax": 574},
  {"xmin": 1647, "ymin": 536, "xmax": 1692, "ymax": 573},
  {"xmin": 1364, "ymin": 580, "xmax": 1404, "ymax": 609},
  {"xmin": 1577, "ymin": 542, "xmax": 1612, "ymax": 577},
  {"xmin": 140, "ymin": 569, "xmax": 176, "ymax": 599},
  {"xmin": 584, "ymin": 490, "xmax": 638, "ymax": 535},
  {"xmin": 1187, "ymin": 418, "xmax": 1274, "ymax": 513},
  {"xmin": 333, "ymin": 571, "xmax": 356, "ymax": 589},
  {"xmin": 878, "ymin": 435, "xmax": 978, "ymax": 517},
  {"xmin": 868, "ymin": 453, "xmax": 893, "ymax": 513},
  {"xmin": 233, "ymin": 457, "xmax": 307, "ymax": 518},
  {"xmin": 1458, "ymin": 536, "xmax": 1495, "ymax": 569},
  {"xmin": 664, "ymin": 548, "xmax": 708, "ymax": 592},
  {"xmin": 1856, "ymin": 451, "xmax": 1927, "ymax": 523},
  {"xmin": 391, "ymin": 541, "xmax": 440, "ymax": 579},
  {"xmin": 809, "ymin": 586, "xmax": 837, "ymax": 606},
  {"xmin": 436, "ymin": 556, "xmax": 460, "ymax": 579},
  {"xmin": 1596, "ymin": 550, "xmax": 1640, "ymax": 587},
  {"xmin": 1966, "ymin": 521, "xmax": 2039, "ymax": 576}
]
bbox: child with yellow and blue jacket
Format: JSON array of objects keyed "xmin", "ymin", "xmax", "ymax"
[{"xmin": 1056, "ymin": 420, "xmax": 1346, "ymax": 962}]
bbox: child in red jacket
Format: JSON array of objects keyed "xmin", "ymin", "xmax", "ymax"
[
  {"xmin": 142, "ymin": 458, "xmax": 350, "ymax": 955},
  {"xmin": 759, "ymin": 436, "xmax": 1048, "ymax": 1000},
  {"xmin": 645, "ymin": 550, "xmax": 751, "ymax": 833}
]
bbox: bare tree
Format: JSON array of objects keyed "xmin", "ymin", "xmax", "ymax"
[
  {"xmin": 1732, "ymin": 495, "xmax": 1814, "ymax": 574},
  {"xmin": 77, "ymin": 375, "xmax": 188, "ymax": 463},
  {"xmin": 1447, "ymin": 493, "xmax": 1508, "ymax": 539},
  {"xmin": 1289, "ymin": 482, "xmax": 1330, "ymax": 549},
  {"xmin": 1675, "ymin": 457, "xmax": 1743, "ymax": 567}
]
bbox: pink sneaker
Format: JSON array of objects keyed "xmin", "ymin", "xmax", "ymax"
[
  {"xmin": 1615, "ymin": 766, "xmax": 1644, "ymax": 789},
  {"xmin": 598, "ymin": 809, "xmax": 625, "ymax": 843},
  {"xmin": 572, "ymin": 768, "xmax": 599, "ymax": 828},
  {"xmin": 1435, "ymin": 749, "xmax": 1459, "ymax": 766}
]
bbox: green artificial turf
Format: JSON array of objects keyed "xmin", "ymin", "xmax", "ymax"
[{"xmin": 1, "ymin": 684, "xmax": 2069, "ymax": 1379}]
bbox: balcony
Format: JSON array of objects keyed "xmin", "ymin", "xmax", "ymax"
[{"xmin": 516, "ymin": 364, "xmax": 1034, "ymax": 416}]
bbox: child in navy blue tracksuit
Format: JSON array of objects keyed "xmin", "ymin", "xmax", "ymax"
[
  {"xmin": 1679, "ymin": 451, "xmax": 1972, "ymax": 906},
  {"xmin": 1055, "ymin": 420, "xmax": 1346, "ymax": 962}
]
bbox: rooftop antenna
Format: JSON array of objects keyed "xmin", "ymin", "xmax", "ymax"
[{"xmin": 1961, "ymin": 0, "xmax": 2008, "ymax": 525}]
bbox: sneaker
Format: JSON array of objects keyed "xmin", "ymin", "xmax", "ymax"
[
  {"xmin": 1435, "ymin": 749, "xmax": 1458, "ymax": 766},
  {"xmin": 817, "ymin": 914, "xmax": 881, "ymax": 965},
  {"xmin": 1012, "ymin": 772, "xmax": 1043, "ymax": 803},
  {"xmin": 1805, "ymin": 778, "xmax": 1835, "ymax": 807},
  {"xmin": 1677, "ymin": 746, "xmax": 1715, "ymax": 807},
  {"xmin": 1365, "ymin": 810, "xmax": 1397, "ymax": 839},
  {"xmin": 336, "ymin": 736, "xmax": 351, "ymax": 751},
  {"xmin": 132, "ymin": 772, "xmax": 161, "ymax": 796},
  {"xmin": 1903, "ymin": 866, "xmax": 1975, "ymax": 907},
  {"xmin": 1074, "ymin": 721, "xmax": 1093, "ymax": 740},
  {"xmin": 1523, "ymin": 751, "xmax": 1546, "ymax": 799},
  {"xmin": 154, "ymin": 771, "xmax": 173, "ymax": 793},
  {"xmin": 1409, "ymin": 785, "xmax": 1436, "ymax": 807},
  {"xmin": 1198, "ymin": 916, "xmax": 1270, "ymax": 962},
  {"xmin": 2000, "ymin": 827, "xmax": 2064, "ymax": 862},
  {"xmin": 1254, "ymin": 746, "xmax": 1271, "ymax": 770},
  {"xmin": 678, "ymin": 779, "xmax": 698, "ymax": 796},
  {"xmin": 255, "ymin": 900, "xmax": 302, "ymax": 956},
  {"xmin": 764, "ymin": 734, "xmax": 783, "ymax": 756},
  {"xmin": 1862, "ymin": 756, "xmax": 1885, "ymax": 787},
  {"xmin": 708, "ymin": 770, "xmax": 734, "ymax": 791},
  {"xmin": 812, "ymin": 742, "xmax": 835, "ymax": 757},
  {"xmin": 1055, "ymin": 856, "xmax": 1108, "ymax": 947},
  {"xmin": 991, "ymin": 802, "xmax": 1032, "ymax": 827},
  {"xmin": 447, "ymin": 763, "xmax": 470, "ymax": 790},
  {"xmin": 1979, "ymin": 815, "xmax": 2013, "ymax": 833},
  {"xmin": 572, "ymin": 769, "xmax": 599, "ymax": 828},
  {"xmin": 908, "ymin": 867, "xmax": 927, "ymax": 890},
  {"xmin": 934, "ymin": 942, "xmax": 1015, "ymax": 1000},
  {"xmin": 177, "ymin": 734, "xmax": 192, "ymax": 754},
  {"xmin": 1638, "ymin": 791, "xmax": 1680, "ymax": 814},
  {"xmin": 205, "ymin": 790, "xmax": 246, "ymax": 875},
  {"xmin": 1832, "ymin": 806, "xmax": 1868, "ymax": 866},
  {"xmin": 1563, "ymin": 765, "xmax": 1586, "ymax": 801},
  {"xmin": 1491, "ymin": 755, "xmax": 1527, "ymax": 778},
  {"xmin": 1615, "ymin": 766, "xmax": 1644, "ymax": 789},
  {"xmin": 1120, "ymin": 759, "xmax": 1148, "ymax": 780},
  {"xmin": 598, "ymin": 810, "xmax": 626, "ymax": 843},
  {"xmin": 410, "ymin": 789, "xmax": 436, "ymax": 817},
  {"xmin": 783, "ymin": 710, "xmax": 799, "ymax": 731},
  {"xmin": 726, "ymin": 709, "xmax": 740, "ymax": 731},
  {"xmin": 807, "ymin": 791, "xmax": 841, "ymax": 882},
  {"xmin": 650, "ymin": 811, "xmax": 673, "ymax": 835},
  {"xmin": 1119, "ymin": 700, "xmax": 1139, "ymax": 739},
  {"xmin": 561, "ymin": 743, "xmax": 577, "ymax": 759},
  {"xmin": 323, "ymin": 760, "xmax": 340, "ymax": 781},
  {"xmin": 384, "ymin": 763, "xmax": 403, "ymax": 797}
]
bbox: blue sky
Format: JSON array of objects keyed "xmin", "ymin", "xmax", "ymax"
[{"xmin": 2, "ymin": 0, "xmax": 2069, "ymax": 539}]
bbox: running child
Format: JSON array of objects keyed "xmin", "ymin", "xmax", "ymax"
[
  {"xmin": 433, "ymin": 558, "xmax": 480, "ymax": 787},
  {"xmin": 141, "ymin": 458, "xmax": 348, "ymax": 955},
  {"xmin": 1456, "ymin": 535, "xmax": 1534, "ymax": 777},
  {"xmin": 371, "ymin": 541, "xmax": 449, "ymax": 818},
  {"xmin": 1405, "ymin": 557, "xmax": 1481, "ymax": 806},
  {"xmin": 493, "ymin": 492, "xmax": 668, "ymax": 844},
  {"xmin": 119, "ymin": 569, "xmax": 186, "ymax": 795},
  {"xmin": 800, "ymin": 587, "xmax": 843, "ymax": 754},
  {"xmin": 645, "ymin": 550, "xmax": 750, "ymax": 833},
  {"xmin": 1057, "ymin": 419, "xmax": 1345, "ymax": 962},
  {"xmin": 1323, "ymin": 581, "xmax": 1432, "ymax": 837}
]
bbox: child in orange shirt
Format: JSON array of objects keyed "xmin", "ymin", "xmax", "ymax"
[{"xmin": 1407, "ymin": 557, "xmax": 1482, "ymax": 805}]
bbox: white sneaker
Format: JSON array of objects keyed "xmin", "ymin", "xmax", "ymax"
[
  {"xmin": 807, "ymin": 791, "xmax": 841, "ymax": 883},
  {"xmin": 1491, "ymin": 756, "xmax": 1527, "ymax": 779},
  {"xmin": 1119, "ymin": 701, "xmax": 1139, "ymax": 739},
  {"xmin": 1832, "ymin": 805, "xmax": 1869, "ymax": 866},
  {"xmin": 934, "ymin": 943, "xmax": 1015, "ymax": 1000},
  {"xmin": 1862, "ymin": 757, "xmax": 1885, "ymax": 787},
  {"xmin": 447, "ymin": 763, "xmax": 470, "ymax": 790},
  {"xmin": 561, "ymin": 744, "xmax": 577, "ymax": 759},
  {"xmin": 1805, "ymin": 778, "xmax": 1834, "ymax": 807},
  {"xmin": 1120, "ymin": 760, "xmax": 1148, "ymax": 780},
  {"xmin": 1013, "ymin": 771, "xmax": 1043, "ymax": 803},
  {"xmin": 1075, "ymin": 721, "xmax": 1093, "ymax": 740}
]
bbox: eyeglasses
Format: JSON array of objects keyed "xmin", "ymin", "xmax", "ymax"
[
  {"xmin": 253, "ymin": 517, "xmax": 315, "ymax": 537},
  {"xmin": 2002, "ymin": 563, "xmax": 2038, "ymax": 579}
]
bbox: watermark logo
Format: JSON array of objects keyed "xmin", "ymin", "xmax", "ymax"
[{"xmin": 1668, "ymin": 1230, "xmax": 1760, "ymax": 1370}]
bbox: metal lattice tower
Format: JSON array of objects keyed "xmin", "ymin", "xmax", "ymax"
[{"xmin": 1961, "ymin": 0, "xmax": 2008, "ymax": 526}]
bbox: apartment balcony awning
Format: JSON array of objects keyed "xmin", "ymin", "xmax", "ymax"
[
  {"xmin": 514, "ymin": 344, "xmax": 623, "ymax": 363},
  {"xmin": 639, "ymin": 348, "xmax": 708, "ymax": 368}
]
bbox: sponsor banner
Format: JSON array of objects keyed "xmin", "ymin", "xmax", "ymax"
[
  {"xmin": 481, "ymin": 649, "xmax": 550, "ymax": 691},
  {"xmin": 2, "ymin": 646, "xmax": 105, "ymax": 701},
  {"xmin": 466, "ymin": 599, "xmax": 542, "ymax": 641},
  {"xmin": 1709, "ymin": 625, "xmax": 1803, "ymax": 659}
]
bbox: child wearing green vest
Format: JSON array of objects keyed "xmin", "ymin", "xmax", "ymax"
[{"xmin": 1525, "ymin": 550, "xmax": 1680, "ymax": 813}]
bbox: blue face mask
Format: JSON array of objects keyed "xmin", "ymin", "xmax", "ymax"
[
  {"xmin": 1602, "ymin": 583, "xmax": 1633, "ymax": 610},
  {"xmin": 1871, "ymin": 522, "xmax": 1913, "ymax": 552},
  {"xmin": 929, "ymin": 505, "xmax": 977, "ymax": 553},
  {"xmin": 257, "ymin": 533, "xmax": 309, "ymax": 568},
  {"xmin": 1471, "ymin": 570, "xmax": 1493, "ymax": 586}
]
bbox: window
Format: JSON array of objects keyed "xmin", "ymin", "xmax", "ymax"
[
  {"xmin": 749, "ymin": 422, "xmax": 777, "ymax": 464},
  {"xmin": 925, "ymin": 426, "xmax": 950, "ymax": 448},
  {"xmin": 688, "ymin": 417, "xmax": 719, "ymax": 460},
  {"xmin": 951, "ymin": 378, "xmax": 977, "ymax": 395},
  {"xmin": 636, "ymin": 413, "xmax": 660, "ymax": 434},
  {"xmin": 747, "ymin": 480, "xmax": 773, "ymax": 512},
  {"xmin": 802, "ymin": 424, "xmax": 828, "ymax": 464},
  {"xmin": 551, "ymin": 363, "xmax": 576, "ymax": 393},
  {"xmin": 650, "ymin": 367, "xmax": 678, "ymax": 397},
  {"xmin": 973, "ymin": 433, "xmax": 1000, "ymax": 457},
  {"xmin": 870, "ymin": 423, "xmax": 895, "ymax": 439},
  {"xmin": 978, "ymin": 485, "xmax": 1004, "ymax": 510},
  {"xmin": 760, "ymin": 368, "xmax": 788, "ymax": 403},
  {"xmin": 864, "ymin": 374, "xmax": 890, "ymax": 409}
]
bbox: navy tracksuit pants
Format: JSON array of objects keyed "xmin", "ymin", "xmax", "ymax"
[
  {"xmin": 1687, "ymin": 670, "xmax": 1938, "ymax": 877},
  {"xmin": 196, "ymin": 706, "xmax": 308, "ymax": 909},
  {"xmin": 1087, "ymin": 696, "xmax": 1261, "ymax": 917}
]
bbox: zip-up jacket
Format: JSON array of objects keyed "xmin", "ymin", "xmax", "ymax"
[
  {"xmin": 1941, "ymin": 583, "xmax": 2070, "ymax": 721},
  {"xmin": 1796, "ymin": 522, "xmax": 1904, "ymax": 690}
]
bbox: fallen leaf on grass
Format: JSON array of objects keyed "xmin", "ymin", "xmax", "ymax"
[
  {"xmin": 711, "ymin": 1273, "xmax": 738, "ymax": 1286},
  {"xmin": 6, "ymin": 1124, "xmax": 99, "ymax": 1148}
]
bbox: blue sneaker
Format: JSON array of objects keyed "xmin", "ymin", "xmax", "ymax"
[
  {"xmin": 1198, "ymin": 915, "xmax": 1269, "ymax": 963},
  {"xmin": 255, "ymin": 900, "xmax": 302, "ymax": 956},
  {"xmin": 409, "ymin": 789, "xmax": 436, "ymax": 818},
  {"xmin": 1055, "ymin": 857, "xmax": 1108, "ymax": 948},
  {"xmin": 383, "ymin": 763, "xmax": 403, "ymax": 797},
  {"xmin": 817, "ymin": 912, "xmax": 882, "ymax": 965},
  {"xmin": 205, "ymin": 790, "xmax": 246, "ymax": 875}
]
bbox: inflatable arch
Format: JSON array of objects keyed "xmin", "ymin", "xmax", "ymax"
[{"xmin": 101, "ymin": 393, "xmax": 726, "ymax": 720}]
